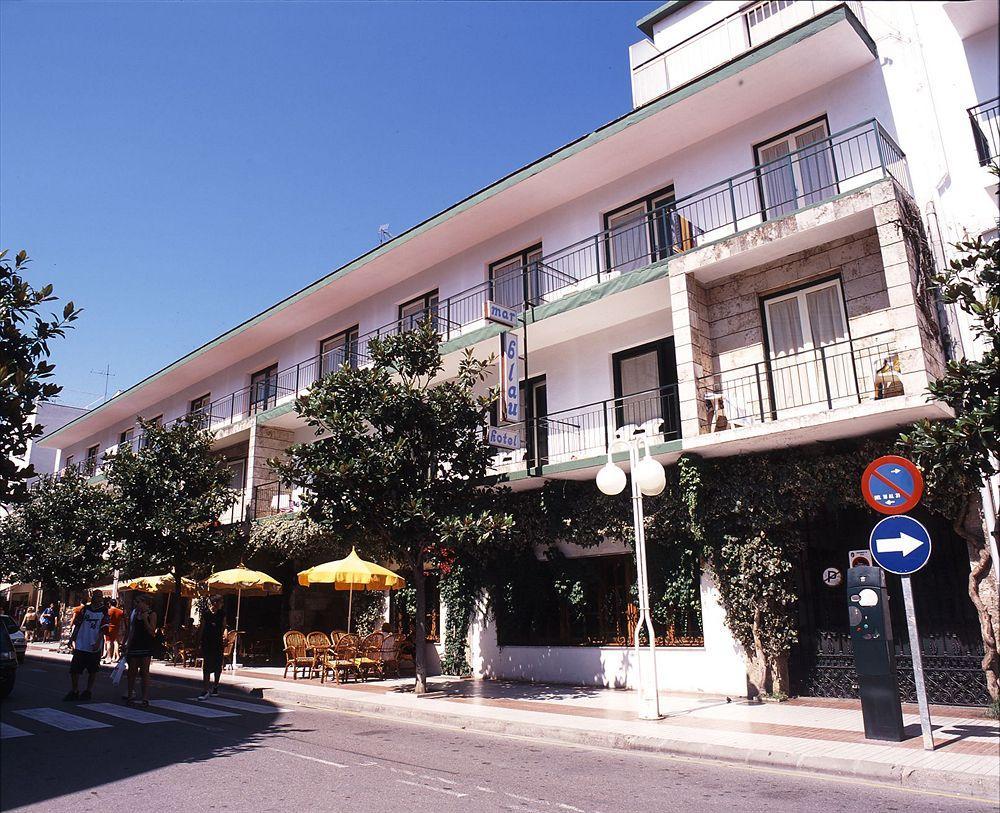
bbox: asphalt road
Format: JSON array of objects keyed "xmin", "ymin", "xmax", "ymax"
[{"xmin": 0, "ymin": 657, "xmax": 990, "ymax": 812}]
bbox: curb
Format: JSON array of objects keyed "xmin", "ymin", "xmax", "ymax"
[
  {"xmin": 257, "ymin": 685, "xmax": 999, "ymax": 803},
  {"xmin": 23, "ymin": 647, "xmax": 998, "ymax": 802}
]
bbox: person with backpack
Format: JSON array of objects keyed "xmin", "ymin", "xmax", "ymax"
[
  {"xmin": 38, "ymin": 604, "xmax": 56, "ymax": 642},
  {"xmin": 64, "ymin": 590, "xmax": 110, "ymax": 701}
]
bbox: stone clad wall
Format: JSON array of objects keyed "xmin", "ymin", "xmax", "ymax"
[{"xmin": 245, "ymin": 425, "xmax": 295, "ymax": 511}]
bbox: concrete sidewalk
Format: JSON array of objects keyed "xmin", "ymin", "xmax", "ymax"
[{"xmin": 27, "ymin": 644, "xmax": 1000, "ymax": 802}]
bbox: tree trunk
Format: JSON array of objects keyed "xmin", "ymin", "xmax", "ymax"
[
  {"xmin": 954, "ymin": 496, "xmax": 1000, "ymax": 701},
  {"xmin": 171, "ymin": 564, "xmax": 184, "ymax": 638},
  {"xmin": 746, "ymin": 608, "xmax": 772, "ymax": 699},
  {"xmin": 772, "ymin": 652, "xmax": 790, "ymax": 697},
  {"xmin": 412, "ymin": 561, "xmax": 427, "ymax": 695}
]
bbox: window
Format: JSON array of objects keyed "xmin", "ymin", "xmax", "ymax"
[
  {"xmin": 84, "ymin": 445, "xmax": 99, "ymax": 476},
  {"xmin": 320, "ymin": 326, "xmax": 359, "ymax": 375},
  {"xmin": 489, "ymin": 375, "xmax": 548, "ymax": 467},
  {"xmin": 190, "ymin": 394, "xmax": 211, "ymax": 414},
  {"xmin": 604, "ymin": 186, "xmax": 675, "ymax": 274},
  {"xmin": 489, "ymin": 244, "xmax": 543, "ymax": 310},
  {"xmin": 250, "ymin": 364, "xmax": 278, "ymax": 412},
  {"xmin": 225, "ymin": 458, "xmax": 246, "ymax": 491},
  {"xmin": 762, "ymin": 277, "xmax": 854, "ymax": 415},
  {"xmin": 755, "ymin": 117, "xmax": 835, "ymax": 219},
  {"xmin": 64, "ymin": 454, "xmax": 75, "ymax": 471},
  {"xmin": 147, "ymin": 415, "xmax": 163, "ymax": 427},
  {"xmin": 398, "ymin": 291, "xmax": 439, "ymax": 334},
  {"xmin": 612, "ymin": 338, "xmax": 679, "ymax": 439},
  {"xmin": 118, "ymin": 427, "xmax": 135, "ymax": 447}
]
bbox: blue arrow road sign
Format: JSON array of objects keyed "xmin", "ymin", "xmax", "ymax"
[{"xmin": 869, "ymin": 515, "xmax": 932, "ymax": 575}]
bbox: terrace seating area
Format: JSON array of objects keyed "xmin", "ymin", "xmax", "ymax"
[{"xmin": 282, "ymin": 629, "xmax": 411, "ymax": 684}]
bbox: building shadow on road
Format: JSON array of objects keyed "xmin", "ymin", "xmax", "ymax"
[{"xmin": 0, "ymin": 666, "xmax": 297, "ymax": 810}]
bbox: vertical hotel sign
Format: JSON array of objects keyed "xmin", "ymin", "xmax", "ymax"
[{"xmin": 500, "ymin": 331, "xmax": 520, "ymax": 422}]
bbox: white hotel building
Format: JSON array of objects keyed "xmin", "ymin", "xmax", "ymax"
[{"xmin": 41, "ymin": 2, "xmax": 998, "ymax": 703}]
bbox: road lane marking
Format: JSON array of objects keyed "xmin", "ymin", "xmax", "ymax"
[
  {"xmin": 201, "ymin": 697, "xmax": 290, "ymax": 714},
  {"xmin": 396, "ymin": 779, "xmax": 467, "ymax": 798},
  {"xmin": 267, "ymin": 746, "xmax": 347, "ymax": 768},
  {"xmin": 80, "ymin": 703, "xmax": 176, "ymax": 724},
  {"xmin": 1, "ymin": 722, "xmax": 32, "ymax": 739},
  {"xmin": 150, "ymin": 699, "xmax": 238, "ymax": 718},
  {"xmin": 14, "ymin": 708, "xmax": 111, "ymax": 731},
  {"xmin": 507, "ymin": 791, "xmax": 550, "ymax": 805}
]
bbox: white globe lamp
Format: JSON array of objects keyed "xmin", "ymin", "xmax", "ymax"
[
  {"xmin": 596, "ymin": 460, "xmax": 627, "ymax": 496},
  {"xmin": 635, "ymin": 451, "xmax": 666, "ymax": 496}
]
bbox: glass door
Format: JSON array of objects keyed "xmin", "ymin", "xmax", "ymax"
[
  {"xmin": 489, "ymin": 246, "xmax": 543, "ymax": 310},
  {"xmin": 756, "ymin": 120, "xmax": 834, "ymax": 219},
  {"xmin": 250, "ymin": 364, "xmax": 278, "ymax": 413},
  {"xmin": 398, "ymin": 291, "xmax": 440, "ymax": 334},
  {"xmin": 764, "ymin": 279, "xmax": 853, "ymax": 418},
  {"xmin": 523, "ymin": 377, "xmax": 548, "ymax": 467},
  {"xmin": 612, "ymin": 338, "xmax": 678, "ymax": 439},
  {"xmin": 321, "ymin": 326, "xmax": 359, "ymax": 375},
  {"xmin": 607, "ymin": 203, "xmax": 650, "ymax": 274}
]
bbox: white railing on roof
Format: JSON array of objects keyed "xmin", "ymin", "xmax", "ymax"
[{"xmin": 630, "ymin": 1, "xmax": 865, "ymax": 108}]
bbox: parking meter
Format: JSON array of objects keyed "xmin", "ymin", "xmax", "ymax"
[{"xmin": 847, "ymin": 566, "xmax": 904, "ymax": 741}]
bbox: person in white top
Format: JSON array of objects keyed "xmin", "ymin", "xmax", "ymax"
[{"xmin": 64, "ymin": 590, "xmax": 109, "ymax": 702}]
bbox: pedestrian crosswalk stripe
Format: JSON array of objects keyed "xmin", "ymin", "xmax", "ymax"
[
  {"xmin": 80, "ymin": 702, "xmax": 176, "ymax": 724},
  {"xmin": 14, "ymin": 708, "xmax": 111, "ymax": 731},
  {"xmin": 1, "ymin": 722, "xmax": 32, "ymax": 739},
  {"xmin": 200, "ymin": 697, "xmax": 290, "ymax": 714},
  {"xmin": 150, "ymin": 699, "xmax": 238, "ymax": 718}
]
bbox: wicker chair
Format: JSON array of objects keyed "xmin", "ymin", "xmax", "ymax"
[
  {"xmin": 379, "ymin": 633, "xmax": 401, "ymax": 678},
  {"xmin": 222, "ymin": 630, "xmax": 239, "ymax": 671},
  {"xmin": 283, "ymin": 631, "xmax": 316, "ymax": 680},
  {"xmin": 320, "ymin": 633, "xmax": 359, "ymax": 684},
  {"xmin": 355, "ymin": 632, "xmax": 385, "ymax": 681},
  {"xmin": 330, "ymin": 630, "xmax": 346, "ymax": 647},
  {"xmin": 306, "ymin": 631, "xmax": 332, "ymax": 659}
]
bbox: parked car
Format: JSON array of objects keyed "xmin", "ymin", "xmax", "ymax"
[
  {"xmin": 0, "ymin": 625, "xmax": 17, "ymax": 699},
  {"xmin": 0, "ymin": 615, "xmax": 26, "ymax": 663}
]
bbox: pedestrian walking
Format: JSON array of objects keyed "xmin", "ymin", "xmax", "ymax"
[
  {"xmin": 123, "ymin": 594, "xmax": 156, "ymax": 706},
  {"xmin": 22, "ymin": 607, "xmax": 38, "ymax": 642},
  {"xmin": 103, "ymin": 598, "xmax": 124, "ymax": 663},
  {"xmin": 64, "ymin": 590, "xmax": 110, "ymax": 702},
  {"xmin": 197, "ymin": 595, "xmax": 226, "ymax": 700},
  {"xmin": 38, "ymin": 603, "xmax": 56, "ymax": 642}
]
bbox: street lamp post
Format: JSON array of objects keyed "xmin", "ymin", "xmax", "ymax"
[{"xmin": 596, "ymin": 433, "xmax": 666, "ymax": 721}]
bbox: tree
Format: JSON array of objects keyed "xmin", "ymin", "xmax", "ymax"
[
  {"xmin": 0, "ymin": 468, "xmax": 114, "ymax": 591},
  {"xmin": 899, "ymin": 231, "xmax": 1000, "ymax": 701},
  {"xmin": 274, "ymin": 321, "xmax": 512, "ymax": 693},
  {"xmin": 101, "ymin": 416, "xmax": 237, "ymax": 628},
  {"xmin": 1, "ymin": 249, "xmax": 80, "ymax": 504}
]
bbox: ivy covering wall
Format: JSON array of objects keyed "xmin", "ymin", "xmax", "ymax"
[{"xmin": 437, "ymin": 436, "xmax": 974, "ymax": 695}]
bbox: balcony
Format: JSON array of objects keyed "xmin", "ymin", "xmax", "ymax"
[
  {"xmin": 696, "ymin": 331, "xmax": 900, "ymax": 433},
  {"xmin": 630, "ymin": 1, "xmax": 866, "ymax": 108},
  {"xmin": 490, "ymin": 384, "xmax": 681, "ymax": 476},
  {"xmin": 969, "ymin": 97, "xmax": 999, "ymax": 167},
  {"xmin": 252, "ymin": 479, "xmax": 303, "ymax": 520}
]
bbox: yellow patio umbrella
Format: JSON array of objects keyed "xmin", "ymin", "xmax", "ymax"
[
  {"xmin": 297, "ymin": 548, "xmax": 405, "ymax": 634},
  {"xmin": 125, "ymin": 574, "xmax": 199, "ymax": 627},
  {"xmin": 204, "ymin": 566, "xmax": 283, "ymax": 669}
]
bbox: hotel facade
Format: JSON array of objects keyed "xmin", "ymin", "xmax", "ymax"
[{"xmin": 40, "ymin": 1, "xmax": 999, "ymax": 704}]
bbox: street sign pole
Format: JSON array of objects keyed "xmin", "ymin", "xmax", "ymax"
[{"xmin": 900, "ymin": 575, "xmax": 934, "ymax": 751}]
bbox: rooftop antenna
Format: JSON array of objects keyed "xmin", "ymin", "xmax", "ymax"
[
  {"xmin": 378, "ymin": 224, "xmax": 392, "ymax": 244},
  {"xmin": 90, "ymin": 363, "xmax": 116, "ymax": 403}
]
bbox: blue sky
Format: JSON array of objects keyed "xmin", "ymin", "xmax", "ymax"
[{"xmin": 1, "ymin": 1, "xmax": 651, "ymax": 407}]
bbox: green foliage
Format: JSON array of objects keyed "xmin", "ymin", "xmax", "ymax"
[
  {"xmin": 274, "ymin": 321, "xmax": 514, "ymax": 691},
  {"xmin": 440, "ymin": 563, "xmax": 480, "ymax": 676},
  {"xmin": 1, "ymin": 249, "xmax": 81, "ymax": 504},
  {"xmin": 0, "ymin": 467, "xmax": 113, "ymax": 590},
  {"xmin": 899, "ymin": 233, "xmax": 999, "ymax": 490},
  {"xmin": 102, "ymin": 416, "xmax": 237, "ymax": 613},
  {"xmin": 249, "ymin": 513, "xmax": 341, "ymax": 563}
]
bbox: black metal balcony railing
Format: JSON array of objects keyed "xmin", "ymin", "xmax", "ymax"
[
  {"xmin": 492, "ymin": 384, "xmax": 681, "ymax": 470},
  {"xmin": 252, "ymin": 479, "xmax": 301, "ymax": 520},
  {"xmin": 969, "ymin": 97, "xmax": 1000, "ymax": 167},
  {"xmin": 696, "ymin": 332, "xmax": 899, "ymax": 431},
  {"xmin": 63, "ymin": 119, "xmax": 908, "ymax": 470}
]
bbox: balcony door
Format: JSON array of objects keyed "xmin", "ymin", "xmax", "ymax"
[
  {"xmin": 612, "ymin": 338, "xmax": 679, "ymax": 440},
  {"xmin": 605, "ymin": 187, "xmax": 675, "ymax": 275},
  {"xmin": 250, "ymin": 364, "xmax": 278, "ymax": 413},
  {"xmin": 489, "ymin": 245, "xmax": 543, "ymax": 310},
  {"xmin": 755, "ymin": 119, "xmax": 835, "ymax": 220},
  {"xmin": 763, "ymin": 278, "xmax": 855, "ymax": 418},
  {"xmin": 321, "ymin": 326, "xmax": 359, "ymax": 376},
  {"xmin": 398, "ymin": 291, "xmax": 440, "ymax": 334},
  {"xmin": 523, "ymin": 376, "xmax": 548, "ymax": 467}
]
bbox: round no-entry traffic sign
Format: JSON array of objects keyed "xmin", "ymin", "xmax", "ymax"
[
  {"xmin": 861, "ymin": 455, "xmax": 924, "ymax": 515},
  {"xmin": 869, "ymin": 515, "xmax": 932, "ymax": 575}
]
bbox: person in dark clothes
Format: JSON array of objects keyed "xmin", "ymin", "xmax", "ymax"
[
  {"xmin": 197, "ymin": 595, "xmax": 227, "ymax": 700},
  {"xmin": 123, "ymin": 593, "xmax": 157, "ymax": 706}
]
